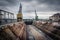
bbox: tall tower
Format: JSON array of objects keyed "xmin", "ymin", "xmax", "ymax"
[
  {"xmin": 17, "ymin": 3, "xmax": 23, "ymax": 22},
  {"xmin": 35, "ymin": 10, "xmax": 38, "ymax": 21},
  {"xmin": 19, "ymin": 3, "xmax": 22, "ymax": 13}
]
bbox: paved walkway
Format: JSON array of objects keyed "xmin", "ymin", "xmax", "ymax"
[{"xmin": 26, "ymin": 25, "xmax": 53, "ymax": 40}]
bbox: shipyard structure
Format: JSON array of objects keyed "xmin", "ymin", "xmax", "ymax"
[{"xmin": 17, "ymin": 3, "xmax": 23, "ymax": 22}]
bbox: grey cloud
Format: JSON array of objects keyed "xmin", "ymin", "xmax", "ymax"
[
  {"xmin": 37, "ymin": 0, "xmax": 60, "ymax": 5},
  {"xmin": 0, "ymin": 0, "xmax": 9, "ymax": 6},
  {"xmin": 22, "ymin": 0, "xmax": 60, "ymax": 12},
  {"xmin": 6, "ymin": 0, "xmax": 19, "ymax": 5},
  {"xmin": 36, "ymin": 5, "xmax": 60, "ymax": 12},
  {"xmin": 37, "ymin": 0, "xmax": 60, "ymax": 11},
  {"xmin": 0, "ymin": 0, "xmax": 19, "ymax": 6},
  {"xmin": 0, "ymin": 0, "xmax": 20, "ymax": 13},
  {"xmin": 20, "ymin": 0, "xmax": 32, "ymax": 2},
  {"xmin": 0, "ymin": 0, "xmax": 60, "ymax": 13}
]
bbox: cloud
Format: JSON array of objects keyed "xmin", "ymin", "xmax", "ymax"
[
  {"xmin": 0, "ymin": 0, "xmax": 60, "ymax": 13},
  {"xmin": 0, "ymin": 0, "xmax": 60, "ymax": 19},
  {"xmin": 37, "ymin": 0, "xmax": 60, "ymax": 5},
  {"xmin": 0, "ymin": 0, "xmax": 20, "ymax": 13},
  {"xmin": 37, "ymin": 0, "xmax": 60, "ymax": 11},
  {"xmin": 20, "ymin": 0, "xmax": 32, "ymax": 2},
  {"xmin": 0, "ymin": 0, "xmax": 19, "ymax": 6},
  {"xmin": 21, "ymin": 0, "xmax": 60, "ymax": 13}
]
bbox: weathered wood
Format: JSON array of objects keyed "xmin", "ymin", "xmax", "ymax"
[
  {"xmin": 33, "ymin": 21, "xmax": 60, "ymax": 40},
  {"xmin": 0, "ymin": 22, "xmax": 26, "ymax": 40}
]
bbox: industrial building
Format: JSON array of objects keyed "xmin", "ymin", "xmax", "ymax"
[
  {"xmin": 49, "ymin": 13, "xmax": 60, "ymax": 22},
  {"xmin": 0, "ymin": 9, "xmax": 16, "ymax": 25}
]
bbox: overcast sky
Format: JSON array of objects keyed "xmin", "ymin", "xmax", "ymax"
[{"xmin": 0, "ymin": 0, "xmax": 60, "ymax": 19}]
